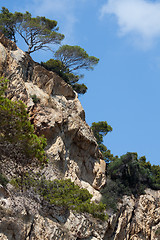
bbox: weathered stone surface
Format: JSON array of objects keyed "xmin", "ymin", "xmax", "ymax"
[
  {"xmin": 0, "ymin": 43, "xmax": 7, "ymax": 63},
  {"xmin": 105, "ymin": 189, "xmax": 160, "ymax": 240},
  {"xmin": 0, "ymin": 32, "xmax": 17, "ymax": 50},
  {"xmin": 0, "ymin": 185, "xmax": 159, "ymax": 239},
  {"xmin": 0, "ymin": 33, "xmax": 106, "ymax": 193},
  {"xmin": 0, "ymin": 188, "xmax": 107, "ymax": 240}
]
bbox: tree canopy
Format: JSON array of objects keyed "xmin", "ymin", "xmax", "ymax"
[
  {"xmin": 0, "ymin": 7, "xmax": 16, "ymax": 41},
  {"xmin": 91, "ymin": 121, "xmax": 117, "ymax": 162},
  {"xmin": 0, "ymin": 7, "xmax": 99, "ymax": 95},
  {"xmin": 101, "ymin": 152, "xmax": 160, "ymax": 210},
  {"xmin": 54, "ymin": 45, "xmax": 99, "ymax": 73},
  {"xmin": 41, "ymin": 45, "xmax": 99, "ymax": 95},
  {"xmin": 91, "ymin": 121, "xmax": 112, "ymax": 145},
  {"xmin": 41, "ymin": 59, "xmax": 88, "ymax": 95},
  {"xmin": 0, "ymin": 7, "xmax": 64, "ymax": 54}
]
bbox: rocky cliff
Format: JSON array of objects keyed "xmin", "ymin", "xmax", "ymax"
[
  {"xmin": 0, "ymin": 33, "xmax": 160, "ymax": 240},
  {"xmin": 0, "ymin": 32, "xmax": 106, "ymax": 194}
]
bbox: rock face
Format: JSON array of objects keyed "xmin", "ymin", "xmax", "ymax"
[
  {"xmin": 0, "ymin": 33, "xmax": 160, "ymax": 240},
  {"xmin": 0, "ymin": 183, "xmax": 108, "ymax": 240},
  {"xmin": 0, "ymin": 184, "xmax": 159, "ymax": 240},
  {"xmin": 0, "ymin": 32, "xmax": 106, "ymax": 196},
  {"xmin": 105, "ymin": 189, "xmax": 160, "ymax": 240}
]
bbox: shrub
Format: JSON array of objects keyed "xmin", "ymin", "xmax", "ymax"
[
  {"xmin": 150, "ymin": 165, "xmax": 160, "ymax": 189},
  {"xmin": 107, "ymin": 152, "xmax": 153, "ymax": 195},
  {"xmin": 0, "ymin": 77, "xmax": 47, "ymax": 163},
  {"xmin": 155, "ymin": 227, "xmax": 160, "ymax": 236},
  {"xmin": 41, "ymin": 59, "xmax": 88, "ymax": 95},
  {"xmin": 102, "ymin": 152, "xmax": 160, "ymax": 211},
  {"xmin": 36, "ymin": 178, "xmax": 107, "ymax": 220},
  {"xmin": 0, "ymin": 173, "xmax": 9, "ymax": 186},
  {"xmin": 31, "ymin": 94, "xmax": 40, "ymax": 104},
  {"xmin": 11, "ymin": 174, "xmax": 107, "ymax": 221},
  {"xmin": 101, "ymin": 177, "xmax": 134, "ymax": 212}
]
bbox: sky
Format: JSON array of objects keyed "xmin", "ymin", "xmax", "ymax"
[{"xmin": 1, "ymin": 0, "xmax": 160, "ymax": 165}]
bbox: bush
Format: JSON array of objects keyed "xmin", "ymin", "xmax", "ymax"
[
  {"xmin": 150, "ymin": 165, "xmax": 160, "ymax": 189},
  {"xmin": 11, "ymin": 174, "xmax": 107, "ymax": 221},
  {"xmin": 0, "ymin": 77, "xmax": 47, "ymax": 163},
  {"xmin": 0, "ymin": 173, "xmax": 9, "ymax": 186},
  {"xmin": 102, "ymin": 152, "xmax": 160, "ymax": 211},
  {"xmin": 36, "ymin": 178, "xmax": 107, "ymax": 220},
  {"xmin": 155, "ymin": 227, "xmax": 160, "ymax": 236},
  {"xmin": 41, "ymin": 59, "xmax": 88, "ymax": 95},
  {"xmin": 101, "ymin": 178, "xmax": 133, "ymax": 212},
  {"xmin": 31, "ymin": 94, "xmax": 40, "ymax": 104},
  {"xmin": 107, "ymin": 152, "xmax": 153, "ymax": 194}
]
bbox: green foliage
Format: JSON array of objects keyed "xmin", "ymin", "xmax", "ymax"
[
  {"xmin": 107, "ymin": 152, "xmax": 152, "ymax": 194},
  {"xmin": 155, "ymin": 227, "xmax": 160, "ymax": 236},
  {"xmin": 91, "ymin": 120, "xmax": 160, "ymax": 211},
  {"xmin": 101, "ymin": 152, "xmax": 160, "ymax": 211},
  {"xmin": 41, "ymin": 59, "xmax": 80, "ymax": 85},
  {"xmin": 41, "ymin": 59, "xmax": 88, "ymax": 95},
  {"xmin": 72, "ymin": 83, "xmax": 88, "ymax": 95},
  {"xmin": 12, "ymin": 174, "xmax": 107, "ymax": 221},
  {"xmin": 150, "ymin": 164, "xmax": 160, "ymax": 189},
  {"xmin": 41, "ymin": 59, "xmax": 67, "ymax": 76},
  {"xmin": 91, "ymin": 121, "xmax": 117, "ymax": 162},
  {"xmin": 41, "ymin": 45, "xmax": 99, "ymax": 95},
  {"xmin": 139, "ymin": 156, "xmax": 151, "ymax": 170},
  {"xmin": 0, "ymin": 173, "xmax": 9, "ymax": 186},
  {"xmin": 0, "ymin": 77, "xmax": 47, "ymax": 163},
  {"xmin": 101, "ymin": 178, "xmax": 126, "ymax": 211},
  {"xmin": 91, "ymin": 121, "xmax": 112, "ymax": 145},
  {"xmin": 0, "ymin": 7, "xmax": 64, "ymax": 54},
  {"xmin": 0, "ymin": 7, "xmax": 16, "ymax": 41},
  {"xmin": 31, "ymin": 94, "xmax": 40, "ymax": 104},
  {"xmin": 55, "ymin": 45, "xmax": 99, "ymax": 72},
  {"xmin": 37, "ymin": 178, "xmax": 107, "ymax": 220}
]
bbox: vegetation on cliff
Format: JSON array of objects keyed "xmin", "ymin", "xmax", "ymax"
[
  {"xmin": 0, "ymin": 7, "xmax": 64, "ymax": 53},
  {"xmin": 0, "ymin": 6, "xmax": 160, "ymax": 217},
  {"xmin": 0, "ymin": 77, "xmax": 47, "ymax": 189},
  {"xmin": 0, "ymin": 78, "xmax": 47, "ymax": 163},
  {"xmin": 41, "ymin": 59, "xmax": 88, "ymax": 95},
  {"xmin": 0, "ymin": 7, "xmax": 99, "ymax": 95},
  {"xmin": 92, "ymin": 121, "xmax": 160, "ymax": 210},
  {"xmin": 91, "ymin": 121, "xmax": 117, "ymax": 162},
  {"xmin": 0, "ymin": 78, "xmax": 107, "ymax": 220},
  {"xmin": 12, "ymin": 175, "xmax": 107, "ymax": 220},
  {"xmin": 41, "ymin": 45, "xmax": 99, "ymax": 95}
]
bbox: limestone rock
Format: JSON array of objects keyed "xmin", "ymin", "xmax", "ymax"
[
  {"xmin": 0, "ymin": 33, "xmax": 106, "ymax": 193},
  {"xmin": 105, "ymin": 189, "xmax": 160, "ymax": 240},
  {"xmin": 0, "ymin": 189, "xmax": 107, "ymax": 240},
  {"xmin": 0, "ymin": 184, "xmax": 159, "ymax": 239}
]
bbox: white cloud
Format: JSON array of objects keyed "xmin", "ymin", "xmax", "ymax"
[
  {"xmin": 100, "ymin": 0, "xmax": 160, "ymax": 48},
  {"xmin": 31, "ymin": 0, "xmax": 74, "ymax": 16}
]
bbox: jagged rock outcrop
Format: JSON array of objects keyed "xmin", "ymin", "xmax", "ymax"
[
  {"xmin": 0, "ymin": 183, "xmax": 159, "ymax": 239},
  {"xmin": 104, "ymin": 189, "xmax": 160, "ymax": 240},
  {"xmin": 0, "ymin": 182, "xmax": 108, "ymax": 239},
  {"xmin": 0, "ymin": 33, "xmax": 160, "ymax": 239}
]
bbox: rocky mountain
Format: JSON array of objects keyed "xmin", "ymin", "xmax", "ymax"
[{"xmin": 0, "ymin": 33, "xmax": 160, "ymax": 240}]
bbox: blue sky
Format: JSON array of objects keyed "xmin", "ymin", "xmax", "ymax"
[{"xmin": 1, "ymin": 0, "xmax": 160, "ymax": 165}]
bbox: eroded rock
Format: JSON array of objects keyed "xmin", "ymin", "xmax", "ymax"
[{"xmin": 0, "ymin": 33, "xmax": 106, "ymax": 192}]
